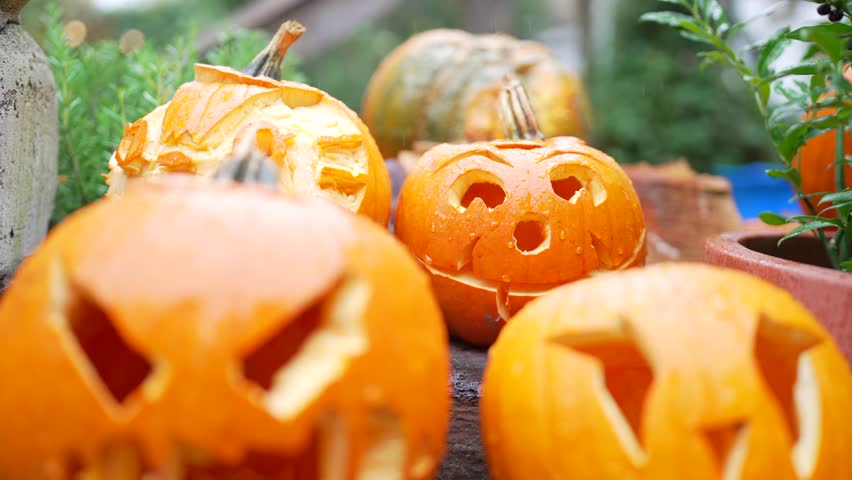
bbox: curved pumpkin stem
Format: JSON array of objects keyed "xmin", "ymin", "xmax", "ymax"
[
  {"xmin": 499, "ymin": 76, "xmax": 544, "ymax": 141},
  {"xmin": 242, "ymin": 20, "xmax": 305, "ymax": 80},
  {"xmin": 213, "ymin": 131, "xmax": 280, "ymax": 188}
]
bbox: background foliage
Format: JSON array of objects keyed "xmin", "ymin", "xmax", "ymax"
[
  {"xmin": 27, "ymin": 0, "xmax": 779, "ymax": 225},
  {"xmin": 587, "ymin": 0, "xmax": 773, "ymax": 172}
]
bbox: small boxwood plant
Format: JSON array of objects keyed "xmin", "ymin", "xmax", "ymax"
[{"xmin": 643, "ymin": 0, "xmax": 852, "ymax": 271}]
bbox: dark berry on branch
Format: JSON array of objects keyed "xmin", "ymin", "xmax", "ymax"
[
  {"xmin": 829, "ymin": 8, "xmax": 844, "ymax": 22},
  {"xmin": 818, "ymin": 3, "xmax": 832, "ymax": 15}
]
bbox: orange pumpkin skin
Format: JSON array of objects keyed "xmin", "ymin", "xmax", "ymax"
[
  {"xmin": 481, "ymin": 263, "xmax": 852, "ymax": 480},
  {"xmin": 394, "ymin": 135, "xmax": 646, "ymax": 346},
  {"xmin": 106, "ymin": 23, "xmax": 391, "ymax": 225},
  {"xmin": 0, "ymin": 177, "xmax": 448, "ymax": 478},
  {"xmin": 796, "ymin": 107, "xmax": 852, "ymax": 216},
  {"xmin": 362, "ymin": 29, "xmax": 591, "ymax": 158}
]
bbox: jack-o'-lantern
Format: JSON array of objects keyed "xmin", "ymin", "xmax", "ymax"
[
  {"xmin": 394, "ymin": 79, "xmax": 645, "ymax": 345},
  {"xmin": 105, "ymin": 20, "xmax": 391, "ymax": 225},
  {"xmin": 0, "ymin": 149, "xmax": 449, "ymax": 479},
  {"xmin": 481, "ymin": 263, "xmax": 852, "ymax": 480},
  {"xmin": 362, "ymin": 29, "xmax": 591, "ymax": 158}
]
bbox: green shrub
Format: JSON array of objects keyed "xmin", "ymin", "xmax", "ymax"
[{"xmin": 587, "ymin": 0, "xmax": 774, "ymax": 172}]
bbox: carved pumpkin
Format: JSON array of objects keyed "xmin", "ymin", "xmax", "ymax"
[
  {"xmin": 0, "ymin": 150, "xmax": 449, "ymax": 478},
  {"xmin": 394, "ymin": 79, "xmax": 645, "ymax": 346},
  {"xmin": 481, "ymin": 263, "xmax": 852, "ymax": 480},
  {"xmin": 0, "ymin": 0, "xmax": 58, "ymax": 290},
  {"xmin": 106, "ymin": 21, "xmax": 391, "ymax": 225},
  {"xmin": 362, "ymin": 29, "xmax": 591, "ymax": 158}
]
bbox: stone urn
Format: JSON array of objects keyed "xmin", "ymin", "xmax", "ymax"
[{"xmin": 0, "ymin": 0, "xmax": 58, "ymax": 291}]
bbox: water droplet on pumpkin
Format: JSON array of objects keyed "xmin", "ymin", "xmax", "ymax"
[
  {"xmin": 559, "ymin": 230, "xmax": 566, "ymax": 240},
  {"xmin": 618, "ymin": 248, "xmax": 624, "ymax": 255},
  {"xmin": 501, "ymin": 274, "xmax": 511, "ymax": 282},
  {"xmin": 469, "ymin": 232, "xmax": 477, "ymax": 240},
  {"xmin": 430, "ymin": 223, "xmax": 436, "ymax": 233},
  {"xmin": 490, "ymin": 221, "xmax": 499, "ymax": 230},
  {"xmin": 424, "ymin": 255, "xmax": 433, "ymax": 265},
  {"xmin": 506, "ymin": 241, "xmax": 515, "ymax": 249},
  {"xmin": 575, "ymin": 246, "xmax": 583, "ymax": 254}
]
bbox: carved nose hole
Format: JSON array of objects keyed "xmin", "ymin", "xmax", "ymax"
[
  {"xmin": 448, "ymin": 170, "xmax": 506, "ymax": 212},
  {"xmin": 551, "ymin": 176, "xmax": 583, "ymax": 202},
  {"xmin": 513, "ymin": 219, "xmax": 550, "ymax": 254}
]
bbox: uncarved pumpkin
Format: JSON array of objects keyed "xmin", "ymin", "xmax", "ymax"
[
  {"xmin": 0, "ymin": 156, "xmax": 449, "ymax": 478},
  {"xmin": 481, "ymin": 263, "xmax": 852, "ymax": 480},
  {"xmin": 106, "ymin": 21, "xmax": 391, "ymax": 225},
  {"xmin": 796, "ymin": 114, "xmax": 852, "ymax": 218},
  {"xmin": 394, "ymin": 79, "xmax": 645, "ymax": 346},
  {"xmin": 362, "ymin": 29, "xmax": 591, "ymax": 159}
]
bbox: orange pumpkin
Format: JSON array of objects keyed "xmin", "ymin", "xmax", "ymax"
[
  {"xmin": 106, "ymin": 21, "xmax": 391, "ymax": 225},
  {"xmin": 362, "ymin": 29, "xmax": 591, "ymax": 159},
  {"xmin": 394, "ymin": 79, "xmax": 645, "ymax": 345},
  {"xmin": 797, "ymin": 107, "xmax": 852, "ymax": 217},
  {"xmin": 0, "ymin": 152, "xmax": 449, "ymax": 478},
  {"xmin": 481, "ymin": 263, "xmax": 852, "ymax": 480}
]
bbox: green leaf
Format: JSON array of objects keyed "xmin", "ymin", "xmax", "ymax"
[
  {"xmin": 682, "ymin": 30, "xmax": 715, "ymax": 45},
  {"xmin": 639, "ymin": 11, "xmax": 698, "ymax": 29},
  {"xmin": 819, "ymin": 189, "xmax": 852, "ymax": 204},
  {"xmin": 820, "ymin": 200, "xmax": 852, "ymax": 215},
  {"xmin": 786, "ymin": 215, "xmax": 843, "ymax": 225},
  {"xmin": 758, "ymin": 28, "xmax": 791, "ymax": 76},
  {"xmin": 766, "ymin": 167, "xmax": 802, "ymax": 186},
  {"xmin": 767, "ymin": 60, "xmax": 828, "ymax": 81},
  {"xmin": 779, "ymin": 221, "xmax": 841, "ymax": 245},
  {"xmin": 841, "ymin": 259, "xmax": 852, "ymax": 272},
  {"xmin": 759, "ymin": 212, "xmax": 789, "ymax": 225},
  {"xmin": 787, "ymin": 23, "xmax": 852, "ymax": 62}
]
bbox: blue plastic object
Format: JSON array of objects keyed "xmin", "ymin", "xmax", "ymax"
[{"xmin": 713, "ymin": 162, "xmax": 804, "ymax": 219}]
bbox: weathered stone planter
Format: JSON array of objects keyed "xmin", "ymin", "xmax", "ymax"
[
  {"xmin": 0, "ymin": 0, "xmax": 59, "ymax": 291},
  {"xmin": 705, "ymin": 231, "xmax": 852, "ymax": 362},
  {"xmin": 623, "ymin": 160, "xmax": 741, "ymax": 263}
]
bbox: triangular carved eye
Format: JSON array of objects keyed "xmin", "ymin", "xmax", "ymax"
[
  {"xmin": 239, "ymin": 277, "xmax": 370, "ymax": 421},
  {"xmin": 752, "ymin": 315, "xmax": 822, "ymax": 478},
  {"xmin": 59, "ymin": 279, "xmax": 153, "ymax": 408},
  {"xmin": 550, "ymin": 318, "xmax": 653, "ymax": 466}
]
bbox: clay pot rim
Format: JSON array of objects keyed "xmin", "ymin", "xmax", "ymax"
[
  {"xmin": 622, "ymin": 165, "xmax": 732, "ymax": 193},
  {"xmin": 706, "ymin": 230, "xmax": 851, "ymax": 282}
]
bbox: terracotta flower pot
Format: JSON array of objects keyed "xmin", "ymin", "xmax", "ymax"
[
  {"xmin": 705, "ymin": 231, "xmax": 852, "ymax": 362},
  {"xmin": 623, "ymin": 160, "xmax": 742, "ymax": 263}
]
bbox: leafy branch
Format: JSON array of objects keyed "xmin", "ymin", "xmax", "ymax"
[{"xmin": 643, "ymin": 0, "xmax": 852, "ymax": 271}]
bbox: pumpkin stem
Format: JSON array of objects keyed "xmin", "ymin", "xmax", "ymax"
[
  {"xmin": 498, "ymin": 76, "xmax": 544, "ymax": 141},
  {"xmin": 214, "ymin": 131, "xmax": 280, "ymax": 188},
  {"xmin": 242, "ymin": 20, "xmax": 305, "ymax": 80}
]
